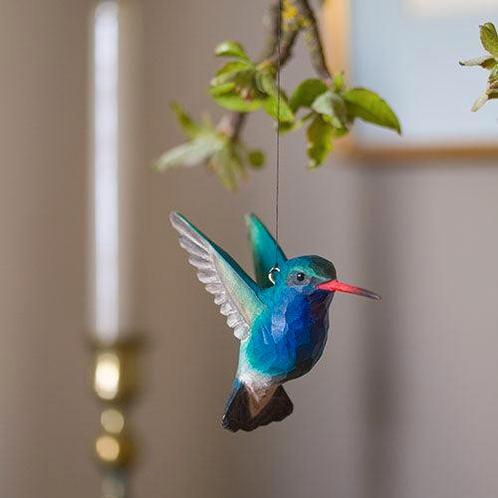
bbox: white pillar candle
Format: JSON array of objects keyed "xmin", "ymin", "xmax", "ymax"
[{"xmin": 90, "ymin": 0, "xmax": 142, "ymax": 344}]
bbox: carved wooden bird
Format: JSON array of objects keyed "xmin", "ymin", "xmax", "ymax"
[{"xmin": 170, "ymin": 212, "xmax": 380, "ymax": 432}]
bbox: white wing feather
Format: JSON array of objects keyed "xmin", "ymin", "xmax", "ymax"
[{"xmin": 170, "ymin": 212, "xmax": 262, "ymax": 340}]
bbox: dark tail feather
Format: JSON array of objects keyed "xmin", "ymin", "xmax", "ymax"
[{"xmin": 221, "ymin": 379, "xmax": 293, "ymax": 432}]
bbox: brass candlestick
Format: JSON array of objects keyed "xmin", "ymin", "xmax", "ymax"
[
  {"xmin": 90, "ymin": 0, "xmax": 143, "ymax": 495},
  {"xmin": 92, "ymin": 339, "xmax": 142, "ymax": 498}
]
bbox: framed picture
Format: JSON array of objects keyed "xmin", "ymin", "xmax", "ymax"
[{"xmin": 323, "ymin": 0, "xmax": 498, "ymax": 159}]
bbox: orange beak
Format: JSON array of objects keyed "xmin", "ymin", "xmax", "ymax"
[{"xmin": 316, "ymin": 279, "xmax": 381, "ymax": 301}]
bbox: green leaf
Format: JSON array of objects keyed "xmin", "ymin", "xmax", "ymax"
[
  {"xmin": 155, "ymin": 134, "xmax": 223, "ymax": 171},
  {"xmin": 210, "ymin": 146, "xmax": 239, "ymax": 191},
  {"xmin": 211, "ymin": 67, "xmax": 256, "ymax": 87},
  {"xmin": 306, "ymin": 115, "xmax": 334, "ymax": 169},
  {"xmin": 459, "ymin": 55, "xmax": 497, "ymax": 69},
  {"xmin": 490, "ymin": 65, "xmax": 498, "ymax": 82},
  {"xmin": 311, "ymin": 91, "xmax": 349, "ymax": 129},
  {"xmin": 211, "ymin": 91, "xmax": 264, "ymax": 112},
  {"xmin": 231, "ymin": 146, "xmax": 247, "ymax": 177},
  {"xmin": 332, "ymin": 72, "xmax": 345, "ymax": 93},
  {"xmin": 289, "ymin": 79, "xmax": 328, "ymax": 112},
  {"xmin": 209, "ymin": 82, "xmax": 236, "ymax": 97},
  {"xmin": 248, "ymin": 149, "xmax": 265, "ymax": 168},
  {"xmin": 471, "ymin": 93, "xmax": 489, "ymax": 112},
  {"xmin": 480, "ymin": 23, "xmax": 498, "ymax": 58},
  {"xmin": 216, "ymin": 60, "xmax": 253, "ymax": 77},
  {"xmin": 280, "ymin": 111, "xmax": 314, "ymax": 134},
  {"xmin": 211, "ymin": 61, "xmax": 254, "ymax": 86},
  {"xmin": 170, "ymin": 102, "xmax": 202, "ymax": 138},
  {"xmin": 262, "ymin": 94, "xmax": 294, "ymax": 123},
  {"xmin": 255, "ymin": 71, "xmax": 278, "ymax": 97},
  {"xmin": 331, "ymin": 126, "xmax": 349, "ymax": 138},
  {"xmin": 343, "ymin": 87, "xmax": 401, "ymax": 134},
  {"xmin": 215, "ymin": 40, "xmax": 250, "ymax": 61}
]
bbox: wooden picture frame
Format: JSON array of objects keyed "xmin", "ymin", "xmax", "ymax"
[{"xmin": 322, "ymin": 0, "xmax": 498, "ymax": 160}]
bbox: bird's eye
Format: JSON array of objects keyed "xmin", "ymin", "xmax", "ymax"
[{"xmin": 289, "ymin": 271, "xmax": 308, "ymax": 286}]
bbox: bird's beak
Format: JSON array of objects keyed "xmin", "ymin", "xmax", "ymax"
[{"xmin": 316, "ymin": 279, "xmax": 381, "ymax": 301}]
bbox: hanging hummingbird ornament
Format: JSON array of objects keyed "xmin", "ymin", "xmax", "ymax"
[{"xmin": 170, "ymin": 211, "xmax": 381, "ymax": 432}]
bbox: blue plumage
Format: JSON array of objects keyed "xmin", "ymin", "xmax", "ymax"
[{"xmin": 170, "ymin": 212, "xmax": 380, "ymax": 432}]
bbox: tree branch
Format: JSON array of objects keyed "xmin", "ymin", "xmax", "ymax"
[
  {"xmin": 267, "ymin": 26, "xmax": 300, "ymax": 67},
  {"xmin": 217, "ymin": 0, "xmax": 301, "ymax": 140},
  {"xmin": 293, "ymin": 0, "xmax": 332, "ymax": 81},
  {"xmin": 218, "ymin": 112, "xmax": 246, "ymax": 141},
  {"xmin": 261, "ymin": 0, "xmax": 283, "ymax": 60},
  {"xmin": 217, "ymin": 0, "xmax": 331, "ymax": 140}
]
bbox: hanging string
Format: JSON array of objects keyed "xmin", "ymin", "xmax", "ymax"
[
  {"xmin": 268, "ymin": 0, "xmax": 283, "ymax": 286},
  {"xmin": 274, "ymin": 0, "xmax": 283, "ymax": 269}
]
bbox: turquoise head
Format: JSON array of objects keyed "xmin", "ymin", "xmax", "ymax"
[{"xmin": 270, "ymin": 255, "xmax": 380, "ymax": 300}]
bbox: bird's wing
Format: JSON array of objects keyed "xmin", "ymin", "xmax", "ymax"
[
  {"xmin": 245, "ymin": 214, "xmax": 287, "ymax": 289},
  {"xmin": 170, "ymin": 212, "xmax": 264, "ymax": 340}
]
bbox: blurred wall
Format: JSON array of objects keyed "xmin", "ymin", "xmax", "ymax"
[
  {"xmin": 0, "ymin": 1, "xmax": 98, "ymax": 497},
  {"xmin": 1, "ymin": 2, "xmax": 498, "ymax": 498}
]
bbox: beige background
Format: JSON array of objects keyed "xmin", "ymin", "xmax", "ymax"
[{"xmin": 1, "ymin": 1, "xmax": 498, "ymax": 497}]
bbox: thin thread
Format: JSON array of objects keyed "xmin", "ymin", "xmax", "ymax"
[{"xmin": 274, "ymin": 0, "xmax": 282, "ymax": 268}]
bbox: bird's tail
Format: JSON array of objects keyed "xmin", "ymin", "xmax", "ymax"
[{"xmin": 221, "ymin": 379, "xmax": 293, "ymax": 432}]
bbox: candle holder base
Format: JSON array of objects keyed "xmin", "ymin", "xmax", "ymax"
[{"xmin": 91, "ymin": 337, "xmax": 143, "ymax": 498}]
